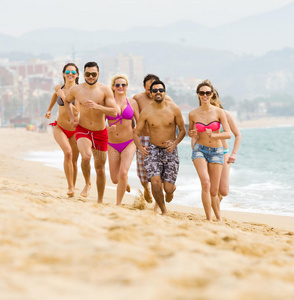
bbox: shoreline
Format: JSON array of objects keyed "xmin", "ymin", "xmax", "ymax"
[
  {"xmin": 21, "ymin": 128, "xmax": 294, "ymax": 219},
  {"xmin": 236, "ymin": 116, "xmax": 294, "ymax": 129},
  {"xmin": 1, "ymin": 128, "xmax": 294, "ymax": 299}
]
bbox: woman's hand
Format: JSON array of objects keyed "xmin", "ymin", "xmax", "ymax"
[
  {"xmin": 70, "ymin": 117, "xmax": 79, "ymax": 128},
  {"xmin": 205, "ymin": 128, "xmax": 212, "ymax": 138},
  {"xmin": 107, "ymin": 124, "xmax": 116, "ymax": 133},
  {"xmin": 227, "ymin": 153, "xmax": 236, "ymax": 164},
  {"xmin": 45, "ymin": 111, "xmax": 51, "ymax": 119},
  {"xmin": 188, "ymin": 129, "xmax": 198, "ymax": 138}
]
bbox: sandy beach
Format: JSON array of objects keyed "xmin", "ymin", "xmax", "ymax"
[{"xmin": 1, "ymin": 127, "xmax": 294, "ymax": 300}]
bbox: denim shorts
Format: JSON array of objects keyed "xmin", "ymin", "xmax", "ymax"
[{"xmin": 192, "ymin": 143, "xmax": 223, "ymax": 164}]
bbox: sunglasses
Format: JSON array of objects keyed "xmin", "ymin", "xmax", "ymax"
[
  {"xmin": 115, "ymin": 83, "xmax": 127, "ymax": 88},
  {"xmin": 198, "ymin": 91, "xmax": 212, "ymax": 96},
  {"xmin": 85, "ymin": 72, "xmax": 98, "ymax": 77},
  {"xmin": 65, "ymin": 70, "xmax": 77, "ymax": 75},
  {"xmin": 151, "ymin": 88, "xmax": 165, "ymax": 93}
]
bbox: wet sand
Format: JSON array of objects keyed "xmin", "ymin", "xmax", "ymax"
[{"xmin": 0, "ymin": 128, "xmax": 294, "ymax": 300}]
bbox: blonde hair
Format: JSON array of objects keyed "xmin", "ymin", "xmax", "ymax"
[
  {"xmin": 200, "ymin": 79, "xmax": 223, "ymax": 109},
  {"xmin": 110, "ymin": 74, "xmax": 129, "ymax": 96}
]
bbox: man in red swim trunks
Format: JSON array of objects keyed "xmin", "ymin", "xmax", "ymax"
[{"xmin": 65, "ymin": 61, "xmax": 117, "ymax": 202}]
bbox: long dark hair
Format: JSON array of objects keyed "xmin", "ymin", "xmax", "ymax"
[{"xmin": 62, "ymin": 63, "xmax": 79, "ymax": 85}]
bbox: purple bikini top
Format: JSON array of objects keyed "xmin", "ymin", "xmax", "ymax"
[{"xmin": 106, "ymin": 98, "xmax": 134, "ymax": 126}]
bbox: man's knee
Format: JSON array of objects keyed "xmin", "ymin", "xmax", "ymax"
[
  {"xmin": 81, "ymin": 153, "xmax": 91, "ymax": 164},
  {"xmin": 164, "ymin": 184, "xmax": 175, "ymax": 195},
  {"xmin": 151, "ymin": 179, "xmax": 162, "ymax": 192}
]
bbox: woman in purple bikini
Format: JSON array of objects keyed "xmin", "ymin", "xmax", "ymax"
[{"xmin": 106, "ymin": 75, "xmax": 139, "ymax": 205}]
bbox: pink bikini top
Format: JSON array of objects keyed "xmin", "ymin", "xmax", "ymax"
[
  {"xmin": 106, "ymin": 98, "xmax": 134, "ymax": 126},
  {"xmin": 195, "ymin": 121, "xmax": 220, "ymax": 132}
]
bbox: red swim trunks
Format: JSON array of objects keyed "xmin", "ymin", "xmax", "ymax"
[
  {"xmin": 75, "ymin": 124, "xmax": 108, "ymax": 151},
  {"xmin": 49, "ymin": 121, "xmax": 76, "ymax": 139}
]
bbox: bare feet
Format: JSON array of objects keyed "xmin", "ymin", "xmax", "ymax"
[
  {"xmin": 165, "ymin": 193, "xmax": 174, "ymax": 203},
  {"xmin": 67, "ymin": 187, "xmax": 75, "ymax": 197},
  {"xmin": 80, "ymin": 184, "xmax": 91, "ymax": 198},
  {"xmin": 154, "ymin": 203, "xmax": 167, "ymax": 215},
  {"xmin": 126, "ymin": 184, "xmax": 131, "ymax": 193},
  {"xmin": 154, "ymin": 203, "xmax": 160, "ymax": 213},
  {"xmin": 144, "ymin": 189, "xmax": 152, "ymax": 203}
]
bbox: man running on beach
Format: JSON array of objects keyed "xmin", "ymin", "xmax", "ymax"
[
  {"xmin": 134, "ymin": 80, "xmax": 186, "ymax": 215},
  {"xmin": 133, "ymin": 74, "xmax": 173, "ymax": 203},
  {"xmin": 64, "ymin": 61, "xmax": 117, "ymax": 202}
]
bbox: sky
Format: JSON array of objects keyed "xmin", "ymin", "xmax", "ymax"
[{"xmin": 0, "ymin": 0, "xmax": 293, "ymax": 36}]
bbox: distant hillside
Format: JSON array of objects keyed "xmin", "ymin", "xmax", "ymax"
[
  {"xmin": 0, "ymin": 2, "xmax": 294, "ymax": 56},
  {"xmin": 87, "ymin": 43, "xmax": 294, "ymax": 99}
]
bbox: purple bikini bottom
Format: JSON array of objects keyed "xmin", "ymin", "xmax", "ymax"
[{"xmin": 108, "ymin": 139, "xmax": 133, "ymax": 153}]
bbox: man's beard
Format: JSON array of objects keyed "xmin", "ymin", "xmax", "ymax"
[
  {"xmin": 86, "ymin": 78, "xmax": 98, "ymax": 85},
  {"xmin": 154, "ymin": 98, "xmax": 164, "ymax": 103}
]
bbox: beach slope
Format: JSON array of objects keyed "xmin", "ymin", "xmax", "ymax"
[{"xmin": 0, "ymin": 128, "xmax": 294, "ymax": 300}]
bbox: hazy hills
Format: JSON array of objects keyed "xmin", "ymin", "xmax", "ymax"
[
  {"xmin": 1, "ymin": 2, "xmax": 294, "ymax": 100},
  {"xmin": 0, "ymin": 2, "xmax": 294, "ymax": 56}
]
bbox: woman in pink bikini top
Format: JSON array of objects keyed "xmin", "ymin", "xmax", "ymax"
[
  {"xmin": 188, "ymin": 80, "xmax": 231, "ymax": 222},
  {"xmin": 106, "ymin": 75, "xmax": 139, "ymax": 206}
]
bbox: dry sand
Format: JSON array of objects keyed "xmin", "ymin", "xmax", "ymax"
[{"xmin": 0, "ymin": 127, "xmax": 294, "ymax": 300}]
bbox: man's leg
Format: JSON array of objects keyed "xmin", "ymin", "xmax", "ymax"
[
  {"xmin": 136, "ymin": 147, "xmax": 152, "ymax": 203},
  {"xmin": 92, "ymin": 149, "xmax": 107, "ymax": 203},
  {"xmin": 150, "ymin": 176, "xmax": 167, "ymax": 215},
  {"xmin": 77, "ymin": 137, "xmax": 92, "ymax": 197},
  {"xmin": 163, "ymin": 182, "xmax": 176, "ymax": 203}
]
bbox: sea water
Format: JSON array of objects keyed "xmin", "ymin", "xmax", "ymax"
[{"xmin": 24, "ymin": 126, "xmax": 294, "ymax": 216}]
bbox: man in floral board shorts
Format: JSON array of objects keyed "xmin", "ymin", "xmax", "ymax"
[{"xmin": 134, "ymin": 80, "xmax": 186, "ymax": 215}]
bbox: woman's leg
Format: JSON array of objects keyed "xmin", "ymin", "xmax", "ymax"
[
  {"xmin": 208, "ymin": 163, "xmax": 223, "ymax": 221},
  {"xmin": 69, "ymin": 134, "xmax": 79, "ymax": 188},
  {"xmin": 193, "ymin": 158, "xmax": 212, "ymax": 221},
  {"xmin": 219, "ymin": 153, "xmax": 231, "ymax": 197},
  {"xmin": 116, "ymin": 142, "xmax": 136, "ymax": 206},
  {"xmin": 53, "ymin": 126, "xmax": 74, "ymax": 195},
  {"xmin": 107, "ymin": 145, "xmax": 121, "ymax": 185}
]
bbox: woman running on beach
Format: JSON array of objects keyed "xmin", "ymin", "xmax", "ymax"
[
  {"xmin": 106, "ymin": 75, "xmax": 139, "ymax": 205},
  {"xmin": 188, "ymin": 81, "xmax": 231, "ymax": 221},
  {"xmin": 45, "ymin": 63, "xmax": 80, "ymax": 197},
  {"xmin": 209, "ymin": 87, "xmax": 241, "ymax": 202}
]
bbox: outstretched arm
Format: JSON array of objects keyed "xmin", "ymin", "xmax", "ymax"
[
  {"xmin": 133, "ymin": 111, "xmax": 149, "ymax": 158},
  {"xmin": 45, "ymin": 85, "xmax": 61, "ymax": 118},
  {"xmin": 64, "ymin": 87, "xmax": 78, "ymax": 128},
  {"xmin": 83, "ymin": 86, "xmax": 118, "ymax": 117},
  {"xmin": 166, "ymin": 106, "xmax": 186, "ymax": 153},
  {"xmin": 226, "ymin": 111, "xmax": 241, "ymax": 163},
  {"xmin": 208, "ymin": 109, "xmax": 231, "ymax": 140}
]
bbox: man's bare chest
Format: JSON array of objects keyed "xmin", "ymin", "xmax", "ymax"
[
  {"xmin": 77, "ymin": 90, "xmax": 105, "ymax": 105},
  {"xmin": 147, "ymin": 110, "xmax": 175, "ymax": 128}
]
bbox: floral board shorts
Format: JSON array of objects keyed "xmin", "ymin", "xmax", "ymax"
[{"xmin": 144, "ymin": 143, "xmax": 179, "ymax": 184}]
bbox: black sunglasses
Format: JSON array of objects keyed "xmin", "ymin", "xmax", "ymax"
[
  {"xmin": 115, "ymin": 83, "xmax": 127, "ymax": 87},
  {"xmin": 198, "ymin": 91, "xmax": 212, "ymax": 96},
  {"xmin": 85, "ymin": 72, "xmax": 98, "ymax": 77},
  {"xmin": 151, "ymin": 88, "xmax": 165, "ymax": 93}
]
